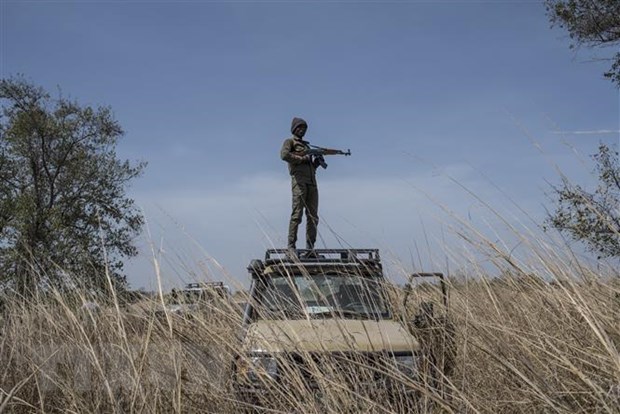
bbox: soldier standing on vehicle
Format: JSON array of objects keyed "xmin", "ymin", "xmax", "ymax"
[{"xmin": 280, "ymin": 117, "xmax": 323, "ymax": 256}]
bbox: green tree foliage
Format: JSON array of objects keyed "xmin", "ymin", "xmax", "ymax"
[
  {"xmin": 0, "ymin": 77, "xmax": 146, "ymax": 295},
  {"xmin": 545, "ymin": 0, "xmax": 620, "ymax": 87},
  {"xmin": 548, "ymin": 144, "xmax": 620, "ymax": 258}
]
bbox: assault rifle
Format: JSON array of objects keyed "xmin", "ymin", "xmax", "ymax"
[{"xmin": 302, "ymin": 141, "xmax": 352, "ymax": 169}]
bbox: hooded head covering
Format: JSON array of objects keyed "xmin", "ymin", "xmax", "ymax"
[{"xmin": 291, "ymin": 117, "xmax": 308, "ymax": 135}]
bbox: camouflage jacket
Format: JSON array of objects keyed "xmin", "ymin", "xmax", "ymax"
[{"xmin": 280, "ymin": 136, "xmax": 317, "ymax": 185}]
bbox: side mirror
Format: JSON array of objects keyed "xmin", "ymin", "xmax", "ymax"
[
  {"xmin": 403, "ymin": 272, "xmax": 448, "ymax": 310},
  {"xmin": 247, "ymin": 259, "xmax": 264, "ymax": 273}
]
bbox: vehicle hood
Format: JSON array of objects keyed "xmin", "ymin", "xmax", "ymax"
[{"xmin": 244, "ymin": 319, "xmax": 419, "ymax": 354}]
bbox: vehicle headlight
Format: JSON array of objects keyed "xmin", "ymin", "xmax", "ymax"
[
  {"xmin": 248, "ymin": 355, "xmax": 278, "ymax": 382},
  {"xmin": 394, "ymin": 354, "xmax": 418, "ymax": 378}
]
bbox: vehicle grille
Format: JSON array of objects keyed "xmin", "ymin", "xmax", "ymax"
[{"xmin": 282, "ymin": 352, "xmax": 396, "ymax": 391}]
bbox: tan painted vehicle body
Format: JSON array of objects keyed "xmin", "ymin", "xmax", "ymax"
[
  {"xmin": 246, "ymin": 319, "xmax": 419, "ymax": 353},
  {"xmin": 233, "ymin": 249, "xmax": 421, "ymax": 403}
]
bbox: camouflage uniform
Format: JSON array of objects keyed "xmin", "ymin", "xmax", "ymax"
[{"xmin": 281, "ymin": 118, "xmax": 319, "ymax": 250}]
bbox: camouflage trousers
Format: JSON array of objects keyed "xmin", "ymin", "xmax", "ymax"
[{"xmin": 287, "ymin": 180, "xmax": 319, "ymax": 250}]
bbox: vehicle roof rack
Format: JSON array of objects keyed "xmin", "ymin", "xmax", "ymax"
[{"xmin": 264, "ymin": 248, "xmax": 380, "ymax": 264}]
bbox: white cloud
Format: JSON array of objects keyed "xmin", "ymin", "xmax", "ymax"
[{"xmin": 551, "ymin": 130, "xmax": 620, "ymax": 135}]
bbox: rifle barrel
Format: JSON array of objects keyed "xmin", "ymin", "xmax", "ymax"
[{"xmin": 309, "ymin": 146, "xmax": 351, "ymax": 156}]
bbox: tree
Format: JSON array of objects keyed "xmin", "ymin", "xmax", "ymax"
[
  {"xmin": 545, "ymin": 0, "xmax": 620, "ymax": 87},
  {"xmin": 0, "ymin": 77, "xmax": 146, "ymax": 295},
  {"xmin": 548, "ymin": 143, "xmax": 620, "ymax": 258}
]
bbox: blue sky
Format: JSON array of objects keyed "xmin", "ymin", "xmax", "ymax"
[{"xmin": 2, "ymin": 1, "xmax": 619, "ymax": 290}]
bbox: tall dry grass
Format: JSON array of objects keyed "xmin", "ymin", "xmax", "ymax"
[
  {"xmin": 0, "ymin": 255, "xmax": 618, "ymax": 413},
  {"xmin": 450, "ymin": 274, "xmax": 620, "ymax": 413}
]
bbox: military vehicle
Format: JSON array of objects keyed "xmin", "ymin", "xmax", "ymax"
[
  {"xmin": 161, "ymin": 281, "xmax": 231, "ymax": 317},
  {"xmin": 232, "ymin": 248, "xmax": 447, "ymax": 410}
]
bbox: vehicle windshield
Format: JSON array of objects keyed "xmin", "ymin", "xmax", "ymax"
[{"xmin": 255, "ymin": 273, "xmax": 390, "ymax": 320}]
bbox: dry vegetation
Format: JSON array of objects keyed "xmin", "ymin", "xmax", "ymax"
[{"xmin": 1, "ymin": 251, "xmax": 619, "ymax": 413}]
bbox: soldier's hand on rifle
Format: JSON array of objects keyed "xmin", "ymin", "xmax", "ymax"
[{"xmin": 292, "ymin": 151, "xmax": 311, "ymax": 163}]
